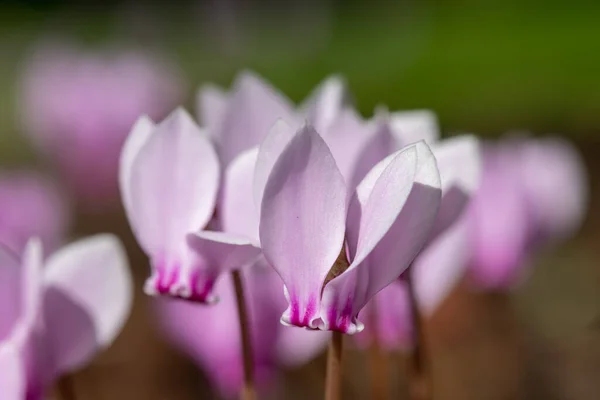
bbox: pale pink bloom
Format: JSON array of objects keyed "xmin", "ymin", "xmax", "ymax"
[
  {"xmin": 468, "ymin": 136, "xmax": 588, "ymax": 288},
  {"xmin": 258, "ymin": 122, "xmax": 442, "ymax": 334},
  {"xmin": 20, "ymin": 42, "xmax": 183, "ymax": 208},
  {"xmin": 155, "ymin": 134, "xmax": 329, "ymax": 397},
  {"xmin": 0, "ymin": 235, "xmax": 132, "ymax": 400},
  {"xmin": 345, "ymin": 112, "xmax": 481, "ymax": 350}
]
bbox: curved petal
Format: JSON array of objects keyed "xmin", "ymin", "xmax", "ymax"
[
  {"xmin": 412, "ymin": 214, "xmax": 470, "ymax": 316},
  {"xmin": 348, "ymin": 121, "xmax": 396, "ymax": 190},
  {"xmin": 0, "ymin": 245, "xmax": 21, "ymax": 341},
  {"xmin": 429, "ymin": 135, "xmax": 481, "ymax": 239},
  {"xmin": 321, "ymin": 142, "xmax": 441, "ymax": 334},
  {"xmin": 42, "ymin": 234, "xmax": 133, "ymax": 373},
  {"xmin": 9, "ymin": 238, "xmax": 44, "ymax": 346},
  {"xmin": 0, "ymin": 344, "xmax": 25, "ymax": 400},
  {"xmin": 221, "ymin": 148, "xmax": 260, "ymax": 240},
  {"xmin": 253, "ymin": 120, "xmax": 296, "ymax": 215},
  {"xmin": 128, "ymin": 108, "xmax": 220, "ymax": 257},
  {"xmin": 389, "ymin": 109, "xmax": 439, "ymax": 147},
  {"xmin": 0, "ymin": 239, "xmax": 44, "ymax": 392},
  {"xmin": 218, "ymin": 71, "xmax": 296, "ymax": 165},
  {"xmin": 467, "ymin": 150, "xmax": 530, "ymax": 288},
  {"xmin": 186, "ymin": 231, "xmax": 262, "ymax": 291},
  {"xmin": 301, "ymin": 75, "xmax": 347, "ymax": 133},
  {"xmin": 321, "ymin": 108, "xmax": 372, "ymax": 181},
  {"xmin": 119, "ymin": 115, "xmax": 155, "ymax": 220},
  {"xmin": 518, "ymin": 137, "xmax": 588, "ymax": 243},
  {"xmin": 259, "ymin": 125, "xmax": 347, "ymax": 329},
  {"xmin": 196, "ymin": 83, "xmax": 228, "ymax": 136}
]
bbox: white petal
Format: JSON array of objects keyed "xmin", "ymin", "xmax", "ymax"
[
  {"xmin": 42, "ymin": 234, "xmax": 133, "ymax": 373},
  {"xmin": 119, "ymin": 115, "xmax": 155, "ymax": 221}
]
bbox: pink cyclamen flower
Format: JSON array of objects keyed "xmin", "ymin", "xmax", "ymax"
[
  {"xmin": 0, "ymin": 171, "xmax": 69, "ymax": 255},
  {"xmin": 342, "ymin": 110, "xmax": 481, "ymax": 350},
  {"xmin": 468, "ymin": 136, "xmax": 587, "ymax": 289},
  {"xmin": 20, "ymin": 42, "xmax": 183, "ymax": 208},
  {"xmin": 0, "ymin": 234, "xmax": 132, "ymax": 400},
  {"xmin": 156, "ymin": 131, "xmax": 329, "ymax": 397},
  {"xmin": 258, "ymin": 123, "xmax": 442, "ymax": 334},
  {"xmin": 122, "ymin": 73, "xmax": 346, "ymax": 303},
  {"xmin": 120, "ymin": 109, "xmax": 261, "ymax": 303}
]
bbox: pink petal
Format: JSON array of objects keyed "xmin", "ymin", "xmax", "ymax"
[
  {"xmin": 196, "ymin": 83, "xmax": 228, "ymax": 137},
  {"xmin": 188, "ymin": 231, "xmax": 261, "ymax": 269},
  {"xmin": 259, "ymin": 125, "xmax": 347, "ymax": 329},
  {"xmin": 467, "ymin": 148, "xmax": 530, "ymax": 288},
  {"xmin": 0, "ymin": 245, "xmax": 21, "ymax": 340},
  {"xmin": 321, "ymin": 108, "xmax": 372, "ymax": 181},
  {"xmin": 0, "ymin": 344, "xmax": 25, "ymax": 400},
  {"xmin": 322, "ymin": 142, "xmax": 441, "ymax": 334},
  {"xmin": 0, "ymin": 239, "xmax": 43, "ymax": 393},
  {"xmin": 42, "ymin": 234, "xmax": 133, "ymax": 373},
  {"xmin": 13, "ymin": 238, "xmax": 43, "ymax": 346},
  {"xmin": 518, "ymin": 137, "xmax": 588, "ymax": 243},
  {"xmin": 119, "ymin": 115, "xmax": 154, "ymax": 221},
  {"xmin": 348, "ymin": 120, "xmax": 396, "ymax": 190},
  {"xmin": 127, "ymin": 109, "xmax": 220, "ymax": 301},
  {"xmin": 218, "ymin": 71, "xmax": 296, "ymax": 165},
  {"xmin": 253, "ymin": 120, "xmax": 296, "ymax": 217},
  {"xmin": 389, "ymin": 109, "xmax": 439, "ymax": 147},
  {"xmin": 220, "ymin": 148, "xmax": 260, "ymax": 239},
  {"xmin": 429, "ymin": 135, "xmax": 481, "ymax": 239},
  {"xmin": 412, "ymin": 214, "xmax": 470, "ymax": 315},
  {"xmin": 301, "ymin": 75, "xmax": 347, "ymax": 133}
]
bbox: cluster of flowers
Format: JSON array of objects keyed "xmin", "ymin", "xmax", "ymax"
[
  {"xmin": 126, "ymin": 72, "xmax": 586, "ymax": 397},
  {"xmin": 0, "ymin": 42, "xmax": 587, "ymax": 399}
]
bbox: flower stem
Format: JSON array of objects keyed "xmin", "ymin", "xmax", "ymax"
[
  {"xmin": 369, "ymin": 304, "xmax": 389, "ymax": 400},
  {"xmin": 232, "ymin": 269, "xmax": 256, "ymax": 400},
  {"xmin": 406, "ymin": 271, "xmax": 432, "ymax": 400},
  {"xmin": 325, "ymin": 330, "xmax": 344, "ymax": 400},
  {"xmin": 57, "ymin": 374, "xmax": 77, "ymax": 400}
]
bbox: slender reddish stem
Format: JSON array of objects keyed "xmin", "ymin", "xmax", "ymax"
[
  {"xmin": 325, "ymin": 331, "xmax": 344, "ymax": 400},
  {"xmin": 406, "ymin": 271, "xmax": 432, "ymax": 400},
  {"xmin": 57, "ymin": 374, "xmax": 77, "ymax": 400},
  {"xmin": 232, "ymin": 270, "xmax": 256, "ymax": 400}
]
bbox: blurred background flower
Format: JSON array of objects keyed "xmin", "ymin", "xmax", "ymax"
[{"xmin": 18, "ymin": 41, "xmax": 184, "ymax": 210}]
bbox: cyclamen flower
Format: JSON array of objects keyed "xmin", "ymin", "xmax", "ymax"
[
  {"xmin": 258, "ymin": 123, "xmax": 442, "ymax": 334},
  {"xmin": 155, "ymin": 133, "xmax": 329, "ymax": 397},
  {"xmin": 20, "ymin": 42, "xmax": 183, "ymax": 208},
  {"xmin": 120, "ymin": 109, "xmax": 261, "ymax": 303},
  {"xmin": 0, "ymin": 171, "xmax": 69, "ymax": 255},
  {"xmin": 122, "ymin": 74, "xmax": 346, "ymax": 303},
  {"xmin": 468, "ymin": 136, "xmax": 587, "ymax": 289},
  {"xmin": 0, "ymin": 235, "xmax": 132, "ymax": 400},
  {"xmin": 343, "ymin": 112, "xmax": 481, "ymax": 350}
]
